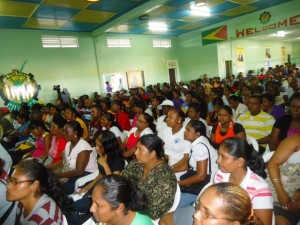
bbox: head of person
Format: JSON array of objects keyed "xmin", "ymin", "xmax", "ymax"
[
  {"xmin": 184, "ymin": 120, "xmax": 208, "ymax": 143},
  {"xmin": 63, "ymin": 120, "xmax": 83, "ymax": 142},
  {"xmin": 135, "ymin": 134, "xmax": 164, "ymax": 164},
  {"xmin": 228, "ymin": 95, "xmax": 242, "ymax": 110},
  {"xmin": 289, "ymin": 92, "xmax": 300, "ymax": 120},
  {"xmin": 50, "ymin": 115, "xmax": 67, "ymax": 137},
  {"xmin": 173, "ymin": 89, "xmax": 181, "ymax": 99},
  {"xmin": 136, "ymin": 113, "xmax": 156, "ymax": 133},
  {"xmin": 188, "ymin": 101, "xmax": 208, "ymax": 120},
  {"xmin": 150, "ymin": 96, "xmax": 163, "ymax": 107},
  {"xmin": 194, "ymin": 182, "xmax": 259, "ymax": 225},
  {"xmin": 29, "ymin": 120, "xmax": 49, "ymax": 138},
  {"xmin": 16, "ymin": 112, "xmax": 29, "ymax": 124},
  {"xmin": 111, "ymin": 100, "xmax": 122, "ymax": 113},
  {"xmin": 91, "ymin": 105, "xmax": 102, "ymax": 120},
  {"xmin": 90, "ymin": 174, "xmax": 147, "ymax": 223},
  {"xmin": 247, "ymin": 95, "xmax": 262, "ymax": 116},
  {"xmin": 217, "ymin": 137, "xmax": 266, "ymax": 179},
  {"xmin": 261, "ymin": 93, "xmax": 275, "ymax": 110},
  {"xmin": 6, "ymin": 159, "xmax": 69, "ymax": 212},
  {"xmin": 217, "ymin": 105, "xmax": 233, "ymax": 126},
  {"xmin": 212, "ymin": 97, "xmax": 224, "ymax": 113},
  {"xmin": 50, "ymin": 105, "xmax": 60, "ymax": 116},
  {"xmin": 185, "ymin": 91, "xmax": 194, "ymax": 103},
  {"xmin": 242, "ymin": 86, "xmax": 252, "ymax": 97},
  {"xmin": 166, "ymin": 108, "xmax": 185, "ymax": 129},
  {"xmin": 160, "ymin": 100, "xmax": 174, "ymax": 115},
  {"xmin": 100, "ymin": 98, "xmax": 111, "ymax": 112},
  {"xmin": 223, "ymin": 85, "xmax": 233, "ymax": 97},
  {"xmin": 84, "ymin": 99, "xmax": 92, "ymax": 109},
  {"xmin": 101, "ymin": 112, "xmax": 121, "ymax": 131},
  {"xmin": 266, "ymin": 82, "xmax": 280, "ymax": 97},
  {"xmin": 64, "ymin": 107, "xmax": 79, "ymax": 121},
  {"xmin": 133, "ymin": 101, "xmax": 146, "ymax": 114},
  {"xmin": 94, "ymin": 130, "xmax": 121, "ymax": 157}
]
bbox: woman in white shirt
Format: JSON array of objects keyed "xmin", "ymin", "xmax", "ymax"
[
  {"xmin": 228, "ymin": 95, "xmax": 248, "ymax": 121},
  {"xmin": 56, "ymin": 121, "xmax": 97, "ymax": 194},
  {"xmin": 178, "ymin": 120, "xmax": 218, "ymax": 208},
  {"xmin": 101, "ymin": 112, "xmax": 125, "ymax": 148},
  {"xmin": 161, "ymin": 108, "xmax": 191, "ymax": 176}
]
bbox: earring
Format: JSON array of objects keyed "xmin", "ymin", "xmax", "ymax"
[{"xmin": 75, "ymin": 134, "xmax": 77, "ymax": 138}]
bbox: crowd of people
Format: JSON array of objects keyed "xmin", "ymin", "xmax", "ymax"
[{"xmin": 0, "ymin": 62, "xmax": 299, "ymax": 225}]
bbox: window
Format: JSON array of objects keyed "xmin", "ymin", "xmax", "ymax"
[
  {"xmin": 153, "ymin": 39, "xmax": 172, "ymax": 48},
  {"xmin": 107, "ymin": 38, "xmax": 131, "ymax": 48},
  {"xmin": 41, "ymin": 36, "xmax": 79, "ymax": 48}
]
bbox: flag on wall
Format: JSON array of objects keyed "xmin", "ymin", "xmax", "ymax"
[{"xmin": 202, "ymin": 25, "xmax": 228, "ymax": 45}]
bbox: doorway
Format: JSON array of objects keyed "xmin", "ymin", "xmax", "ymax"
[
  {"xmin": 168, "ymin": 68, "xmax": 176, "ymax": 84},
  {"xmin": 225, "ymin": 60, "xmax": 232, "ymax": 79}
]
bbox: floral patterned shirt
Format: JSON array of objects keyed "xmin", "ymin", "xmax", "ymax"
[{"xmin": 122, "ymin": 160, "xmax": 177, "ymax": 220}]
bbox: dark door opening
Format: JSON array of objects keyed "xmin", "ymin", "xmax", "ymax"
[
  {"xmin": 225, "ymin": 60, "xmax": 232, "ymax": 79},
  {"xmin": 169, "ymin": 68, "xmax": 176, "ymax": 84}
]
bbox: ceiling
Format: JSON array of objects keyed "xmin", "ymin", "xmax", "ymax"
[{"xmin": 0, "ymin": 0, "xmax": 296, "ymax": 36}]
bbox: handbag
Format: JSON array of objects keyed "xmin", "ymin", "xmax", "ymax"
[{"xmin": 180, "ymin": 143, "xmax": 212, "ymax": 195}]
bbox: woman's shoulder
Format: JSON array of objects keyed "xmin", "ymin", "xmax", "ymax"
[
  {"xmin": 31, "ymin": 195, "xmax": 62, "ymax": 221},
  {"xmin": 131, "ymin": 212, "xmax": 154, "ymax": 225},
  {"xmin": 76, "ymin": 139, "xmax": 92, "ymax": 150}
]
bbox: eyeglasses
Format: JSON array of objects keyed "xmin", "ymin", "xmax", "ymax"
[
  {"xmin": 193, "ymin": 200, "xmax": 231, "ymax": 221},
  {"xmin": 7, "ymin": 177, "xmax": 34, "ymax": 185}
]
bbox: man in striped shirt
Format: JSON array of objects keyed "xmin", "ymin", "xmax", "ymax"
[{"xmin": 237, "ymin": 95, "xmax": 275, "ymax": 154}]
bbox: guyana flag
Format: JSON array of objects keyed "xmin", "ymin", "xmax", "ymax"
[{"xmin": 202, "ymin": 25, "xmax": 227, "ymax": 45}]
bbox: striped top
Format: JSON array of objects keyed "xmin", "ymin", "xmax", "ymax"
[
  {"xmin": 214, "ymin": 167, "xmax": 273, "ymax": 210},
  {"xmin": 237, "ymin": 110, "xmax": 275, "ymax": 146}
]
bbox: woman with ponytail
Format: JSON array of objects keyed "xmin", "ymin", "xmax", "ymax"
[
  {"xmin": 193, "ymin": 183, "xmax": 262, "ymax": 225},
  {"xmin": 160, "ymin": 137, "xmax": 272, "ymax": 225},
  {"xmin": 90, "ymin": 174, "xmax": 154, "ymax": 225},
  {"xmin": 177, "ymin": 120, "xmax": 218, "ymax": 208},
  {"xmin": 6, "ymin": 158, "xmax": 71, "ymax": 224},
  {"xmin": 213, "ymin": 137, "xmax": 273, "ymax": 225}
]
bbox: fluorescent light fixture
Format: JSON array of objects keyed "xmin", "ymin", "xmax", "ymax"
[
  {"xmin": 195, "ymin": 0, "xmax": 206, "ymax": 7},
  {"xmin": 190, "ymin": 3, "xmax": 210, "ymax": 16},
  {"xmin": 87, "ymin": 0, "xmax": 99, "ymax": 2},
  {"xmin": 276, "ymin": 31, "xmax": 286, "ymax": 37},
  {"xmin": 148, "ymin": 21, "xmax": 168, "ymax": 31}
]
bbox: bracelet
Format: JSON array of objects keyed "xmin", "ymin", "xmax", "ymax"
[{"xmin": 272, "ymin": 178, "xmax": 281, "ymax": 183}]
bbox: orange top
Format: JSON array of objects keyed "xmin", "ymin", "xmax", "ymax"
[{"xmin": 214, "ymin": 122, "xmax": 236, "ymax": 145}]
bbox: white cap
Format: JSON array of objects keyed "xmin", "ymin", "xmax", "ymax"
[
  {"xmin": 160, "ymin": 100, "xmax": 174, "ymax": 107},
  {"xmin": 182, "ymin": 85, "xmax": 189, "ymax": 89}
]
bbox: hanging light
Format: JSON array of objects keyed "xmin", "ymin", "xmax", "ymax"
[
  {"xmin": 195, "ymin": 0, "xmax": 206, "ymax": 7},
  {"xmin": 86, "ymin": 0, "xmax": 99, "ymax": 2}
]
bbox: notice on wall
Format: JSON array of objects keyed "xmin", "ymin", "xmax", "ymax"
[
  {"xmin": 281, "ymin": 46, "xmax": 286, "ymax": 65},
  {"xmin": 236, "ymin": 47, "xmax": 245, "ymax": 72},
  {"xmin": 266, "ymin": 47, "xmax": 272, "ymax": 68}
]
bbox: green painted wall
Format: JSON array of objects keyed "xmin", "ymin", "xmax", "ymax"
[
  {"xmin": 95, "ymin": 33, "xmax": 179, "ymax": 86},
  {"xmin": 0, "ymin": 29, "xmax": 100, "ymax": 106}
]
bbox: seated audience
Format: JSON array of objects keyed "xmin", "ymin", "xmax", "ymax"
[
  {"xmin": 178, "ymin": 120, "xmax": 218, "ymax": 208},
  {"xmin": 56, "ymin": 121, "xmax": 97, "ymax": 194},
  {"xmin": 123, "ymin": 113, "xmax": 155, "ymax": 160},
  {"xmin": 45, "ymin": 115, "xmax": 67, "ymax": 170},
  {"xmin": 237, "ymin": 95, "xmax": 275, "ymax": 154},
  {"xmin": 88, "ymin": 105, "xmax": 102, "ymax": 146},
  {"xmin": 90, "ymin": 174, "xmax": 154, "ymax": 225},
  {"xmin": 269, "ymin": 93, "xmax": 300, "ymax": 151},
  {"xmin": 160, "ymin": 108, "xmax": 191, "ymax": 177},
  {"xmin": 210, "ymin": 105, "xmax": 246, "ymax": 148},
  {"xmin": 206, "ymin": 97, "xmax": 224, "ymax": 126},
  {"xmin": 160, "ymin": 137, "xmax": 273, "ymax": 225},
  {"xmin": 267, "ymin": 134, "xmax": 300, "ymax": 225},
  {"xmin": 193, "ymin": 183, "xmax": 262, "ymax": 225},
  {"xmin": 64, "ymin": 107, "xmax": 89, "ymax": 140},
  {"xmin": 228, "ymin": 95, "xmax": 248, "ymax": 121},
  {"xmin": 24, "ymin": 120, "xmax": 51, "ymax": 161},
  {"xmin": 80, "ymin": 130, "xmax": 125, "ymax": 194},
  {"xmin": 261, "ymin": 93, "xmax": 285, "ymax": 120},
  {"xmin": 122, "ymin": 134, "xmax": 177, "ymax": 220},
  {"xmin": 111, "ymin": 100, "xmax": 131, "ymax": 131},
  {"xmin": 6, "ymin": 159, "xmax": 71, "ymax": 225}
]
